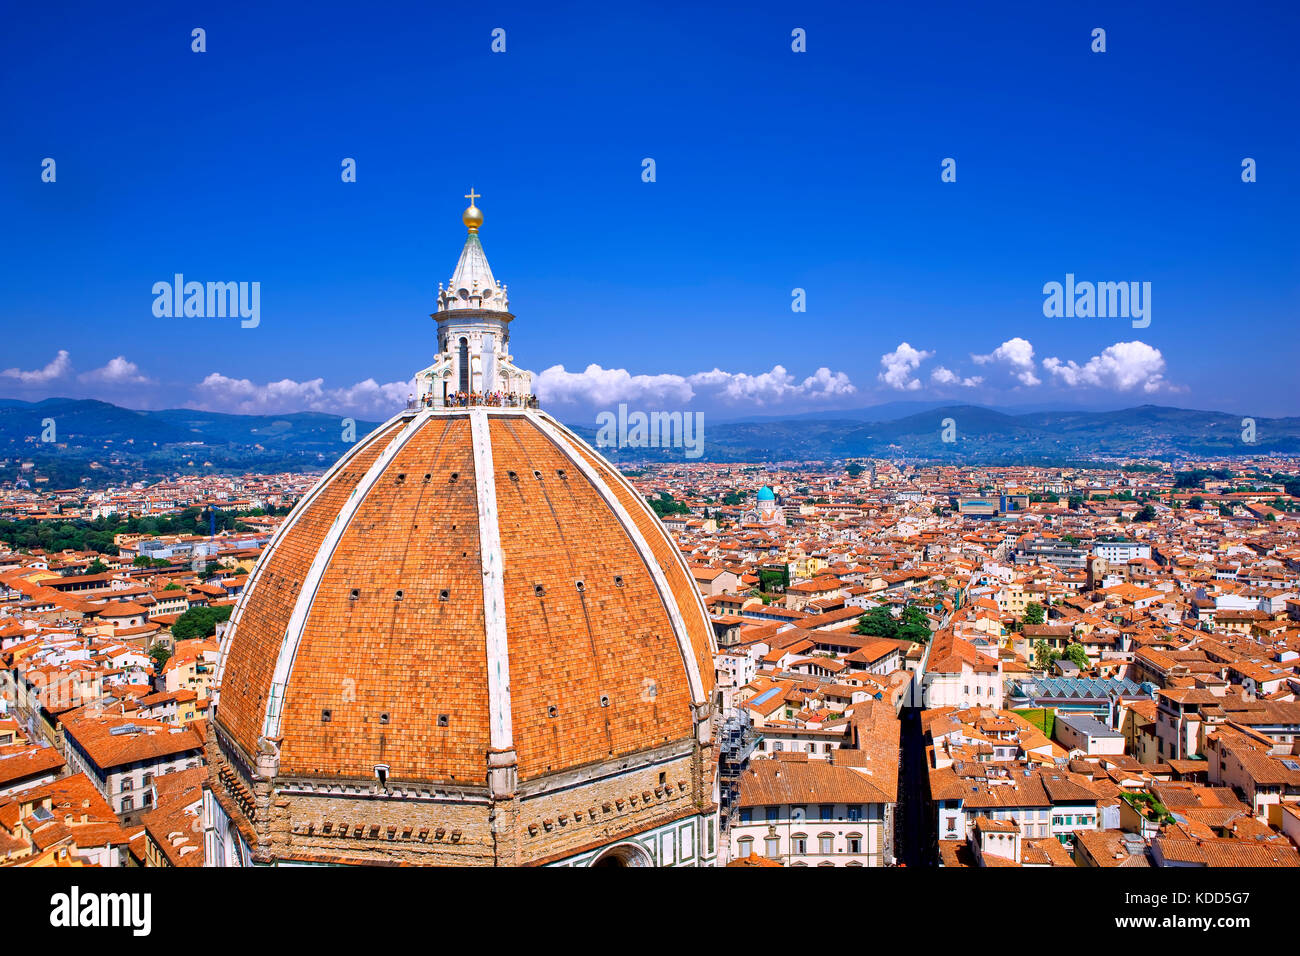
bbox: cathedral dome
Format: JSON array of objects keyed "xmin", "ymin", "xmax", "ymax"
[
  {"xmin": 203, "ymin": 192, "xmax": 718, "ymax": 868},
  {"xmin": 757, "ymin": 485, "xmax": 776, "ymax": 502},
  {"xmin": 207, "ymin": 405, "xmax": 718, "ymax": 866},
  {"xmin": 215, "ymin": 407, "xmax": 714, "ymax": 784}
]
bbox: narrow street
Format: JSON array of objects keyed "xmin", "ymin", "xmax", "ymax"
[{"xmin": 896, "ymin": 705, "xmax": 937, "ymax": 867}]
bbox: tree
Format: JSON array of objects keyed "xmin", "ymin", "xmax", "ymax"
[
  {"xmin": 1134, "ymin": 504, "xmax": 1157, "ymax": 523},
  {"xmin": 1188, "ymin": 496, "xmax": 1205, "ymax": 510},
  {"xmin": 1033, "ymin": 639, "xmax": 1060, "ymax": 670},
  {"xmin": 1023, "ymin": 602, "xmax": 1046, "ymax": 626},
  {"xmin": 86, "ymin": 558, "xmax": 108, "ymax": 574},
  {"xmin": 171, "ymin": 604, "xmax": 233, "ymax": 641},
  {"xmin": 149, "ymin": 642, "xmax": 172, "ymax": 671},
  {"xmin": 1063, "ymin": 643, "xmax": 1090, "ymax": 670},
  {"xmin": 897, "ymin": 605, "xmax": 932, "ymax": 644},
  {"xmin": 757, "ymin": 567, "xmax": 788, "ymax": 593},
  {"xmin": 846, "ymin": 463, "xmax": 864, "ymax": 478},
  {"xmin": 855, "ymin": 605, "xmax": 898, "ymax": 639}
]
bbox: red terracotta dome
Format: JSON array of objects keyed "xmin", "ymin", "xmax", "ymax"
[{"xmin": 213, "ymin": 407, "xmax": 715, "ymax": 788}]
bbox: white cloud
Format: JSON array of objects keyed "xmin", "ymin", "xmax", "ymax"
[
  {"xmin": 2, "ymin": 350, "xmax": 72, "ymax": 384},
  {"xmin": 536, "ymin": 363, "xmax": 855, "ymax": 407},
  {"xmin": 693, "ymin": 364, "xmax": 856, "ymax": 404},
  {"xmin": 800, "ymin": 366, "xmax": 857, "ymax": 398},
  {"xmin": 930, "ymin": 366, "xmax": 983, "ymax": 388},
  {"xmin": 1043, "ymin": 340, "xmax": 1168, "ymax": 393},
  {"xmin": 535, "ymin": 364, "xmax": 694, "ymax": 406},
  {"xmin": 878, "ymin": 342, "xmax": 933, "ymax": 391},
  {"xmin": 972, "ymin": 337, "xmax": 1040, "ymax": 386},
  {"xmin": 79, "ymin": 356, "xmax": 153, "ymax": 385},
  {"xmin": 193, "ymin": 372, "xmax": 411, "ymax": 417}
]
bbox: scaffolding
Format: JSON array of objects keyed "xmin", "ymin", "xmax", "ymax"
[{"xmin": 716, "ymin": 710, "xmax": 762, "ymax": 832}]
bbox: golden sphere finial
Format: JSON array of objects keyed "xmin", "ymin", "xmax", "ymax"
[{"xmin": 463, "ymin": 187, "xmax": 482, "ymax": 232}]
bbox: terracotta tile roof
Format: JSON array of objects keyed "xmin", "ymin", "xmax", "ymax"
[
  {"xmin": 737, "ymin": 752, "xmax": 895, "ymax": 807},
  {"xmin": 63, "ymin": 714, "xmax": 203, "ymax": 771},
  {"xmin": 217, "ymin": 418, "xmax": 404, "ymax": 759},
  {"xmin": 217, "ymin": 410, "xmax": 714, "ymax": 789},
  {"xmin": 0, "ymin": 747, "xmax": 66, "ymax": 788},
  {"xmin": 1153, "ymin": 836, "xmax": 1300, "ymax": 867}
]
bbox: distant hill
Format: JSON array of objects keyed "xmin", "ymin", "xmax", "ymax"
[
  {"xmin": 714, "ymin": 398, "xmax": 1111, "ymax": 425},
  {"xmin": 1, "ymin": 398, "xmax": 1295, "ymax": 485},
  {"xmin": 0, "ymin": 398, "xmax": 381, "ymax": 487},
  {"xmin": 574, "ymin": 404, "xmax": 1300, "ymax": 463},
  {"xmin": 0, "ymin": 398, "xmax": 381, "ymax": 447}
]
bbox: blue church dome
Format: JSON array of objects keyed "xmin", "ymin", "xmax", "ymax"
[{"xmin": 757, "ymin": 485, "xmax": 776, "ymax": 502}]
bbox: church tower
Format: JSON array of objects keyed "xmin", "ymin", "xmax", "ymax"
[{"xmin": 414, "ymin": 190, "xmax": 534, "ymax": 407}]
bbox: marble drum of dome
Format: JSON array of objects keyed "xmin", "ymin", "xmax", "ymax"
[{"xmin": 202, "ymin": 196, "xmax": 720, "ymax": 868}]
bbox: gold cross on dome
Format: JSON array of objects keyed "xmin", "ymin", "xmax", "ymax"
[{"xmin": 465, "ymin": 187, "xmax": 480, "ymax": 205}]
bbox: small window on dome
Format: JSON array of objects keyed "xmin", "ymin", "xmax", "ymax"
[
  {"xmin": 395, "ymin": 473, "xmax": 406, "ymax": 484},
  {"xmin": 422, "ymin": 473, "xmax": 431, "ymax": 483},
  {"xmin": 321, "ymin": 709, "xmax": 332, "ymax": 723},
  {"xmin": 439, "ymin": 589, "xmax": 450, "ymax": 601},
  {"xmin": 437, "ymin": 714, "xmax": 449, "ymax": 727},
  {"xmin": 349, "ymin": 588, "xmax": 360, "ymax": 600},
  {"xmin": 534, "ymin": 584, "xmax": 545, "ymax": 597},
  {"xmin": 379, "ymin": 713, "xmax": 390, "ymax": 725},
  {"xmin": 547, "ymin": 705, "xmax": 558, "ymax": 718},
  {"xmin": 557, "ymin": 469, "xmax": 568, "ymax": 480},
  {"xmin": 614, "ymin": 575, "xmax": 624, "ymax": 588},
  {"xmin": 394, "ymin": 590, "xmax": 404, "ymax": 601},
  {"xmin": 575, "ymin": 580, "xmax": 586, "ymax": 592},
  {"xmin": 533, "ymin": 470, "xmax": 542, "ymax": 480},
  {"xmin": 449, "ymin": 472, "xmax": 459, "ymax": 482},
  {"xmin": 507, "ymin": 470, "xmax": 519, "ymax": 482}
]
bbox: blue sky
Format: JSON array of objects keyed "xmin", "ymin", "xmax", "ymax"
[{"xmin": 2, "ymin": 0, "xmax": 1296, "ymax": 421}]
